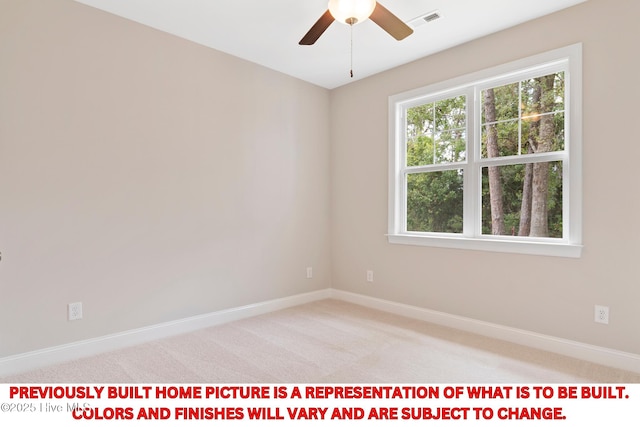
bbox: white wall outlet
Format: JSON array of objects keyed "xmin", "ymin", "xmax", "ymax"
[
  {"xmin": 68, "ymin": 302, "xmax": 83, "ymax": 321},
  {"xmin": 306, "ymin": 267, "xmax": 313, "ymax": 279},
  {"xmin": 366, "ymin": 270, "xmax": 374, "ymax": 282},
  {"xmin": 594, "ymin": 305, "xmax": 609, "ymax": 324}
]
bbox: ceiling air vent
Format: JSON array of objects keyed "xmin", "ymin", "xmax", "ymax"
[{"xmin": 408, "ymin": 11, "xmax": 441, "ymax": 29}]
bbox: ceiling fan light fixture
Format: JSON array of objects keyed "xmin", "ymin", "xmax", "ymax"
[{"xmin": 328, "ymin": 0, "xmax": 376, "ymax": 25}]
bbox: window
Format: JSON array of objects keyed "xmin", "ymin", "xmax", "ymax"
[{"xmin": 388, "ymin": 44, "xmax": 582, "ymax": 257}]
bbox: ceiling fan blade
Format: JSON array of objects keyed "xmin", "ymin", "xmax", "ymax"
[
  {"xmin": 299, "ymin": 9, "xmax": 335, "ymax": 45},
  {"xmin": 370, "ymin": 2, "xmax": 413, "ymax": 41}
]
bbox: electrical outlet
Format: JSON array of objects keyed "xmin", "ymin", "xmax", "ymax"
[
  {"xmin": 306, "ymin": 267, "xmax": 313, "ymax": 279},
  {"xmin": 68, "ymin": 302, "xmax": 83, "ymax": 321},
  {"xmin": 366, "ymin": 270, "xmax": 374, "ymax": 282},
  {"xmin": 594, "ymin": 305, "xmax": 609, "ymax": 324}
]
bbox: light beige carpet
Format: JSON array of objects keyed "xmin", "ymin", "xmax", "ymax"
[{"xmin": 2, "ymin": 299, "xmax": 639, "ymax": 383}]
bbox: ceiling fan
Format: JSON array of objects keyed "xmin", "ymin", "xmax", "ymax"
[{"xmin": 299, "ymin": 0, "xmax": 413, "ymax": 45}]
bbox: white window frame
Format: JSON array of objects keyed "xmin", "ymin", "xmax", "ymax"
[{"xmin": 388, "ymin": 44, "xmax": 582, "ymax": 258}]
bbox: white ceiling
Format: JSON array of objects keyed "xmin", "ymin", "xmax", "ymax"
[{"xmin": 74, "ymin": 0, "xmax": 587, "ymax": 89}]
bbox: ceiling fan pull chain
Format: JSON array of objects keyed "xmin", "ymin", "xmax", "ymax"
[{"xmin": 350, "ymin": 22, "xmax": 354, "ymax": 78}]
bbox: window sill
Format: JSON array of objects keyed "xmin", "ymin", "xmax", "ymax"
[{"xmin": 387, "ymin": 234, "xmax": 583, "ymax": 258}]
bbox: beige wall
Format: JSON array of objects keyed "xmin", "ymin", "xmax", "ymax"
[
  {"xmin": 330, "ymin": 0, "xmax": 640, "ymax": 355},
  {"xmin": 0, "ymin": 0, "xmax": 331, "ymax": 357}
]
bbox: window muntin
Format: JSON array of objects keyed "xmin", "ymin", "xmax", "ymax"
[
  {"xmin": 406, "ymin": 95, "xmax": 466, "ymax": 166},
  {"xmin": 480, "ymin": 72, "xmax": 566, "ymax": 158},
  {"xmin": 389, "ymin": 45, "xmax": 582, "ymax": 257}
]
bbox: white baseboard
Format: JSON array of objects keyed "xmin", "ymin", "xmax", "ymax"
[
  {"xmin": 2, "ymin": 287, "xmax": 639, "ymax": 378},
  {"xmin": 330, "ymin": 289, "xmax": 640, "ymax": 374},
  {"xmin": 0, "ymin": 289, "xmax": 331, "ymax": 378}
]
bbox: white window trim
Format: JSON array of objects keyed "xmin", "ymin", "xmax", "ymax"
[{"xmin": 388, "ymin": 44, "xmax": 583, "ymax": 258}]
